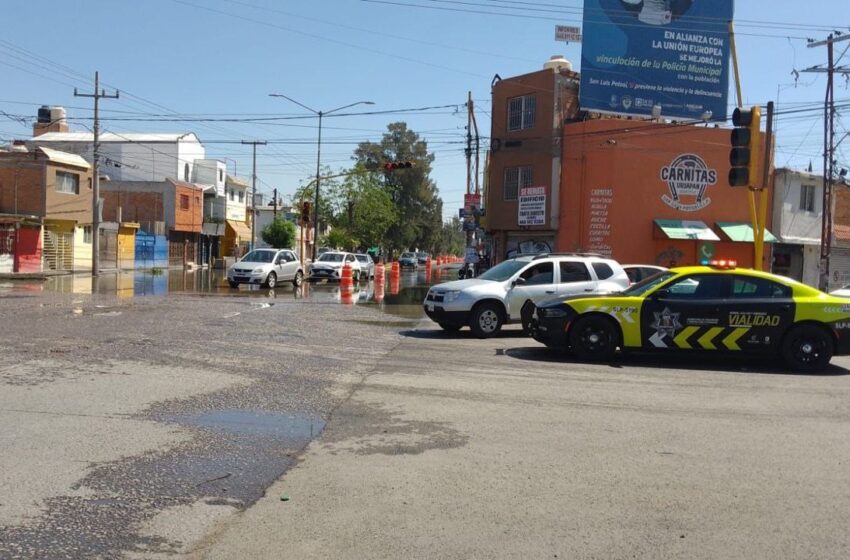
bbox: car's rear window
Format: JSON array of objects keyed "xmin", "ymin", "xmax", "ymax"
[{"xmin": 592, "ymin": 262, "xmax": 614, "ymax": 280}]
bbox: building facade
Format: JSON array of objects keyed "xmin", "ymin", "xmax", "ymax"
[
  {"xmin": 0, "ymin": 146, "xmax": 93, "ymax": 272},
  {"xmin": 485, "ymin": 58, "xmax": 581, "ymax": 260}
]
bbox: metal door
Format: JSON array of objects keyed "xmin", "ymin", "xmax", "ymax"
[
  {"xmin": 99, "ymin": 230, "xmax": 118, "ymax": 270},
  {"xmin": 43, "ymin": 229, "xmax": 74, "ymax": 271},
  {"xmin": 0, "ymin": 226, "xmax": 14, "ymax": 273},
  {"xmin": 829, "ymin": 248, "xmax": 850, "ymax": 292}
]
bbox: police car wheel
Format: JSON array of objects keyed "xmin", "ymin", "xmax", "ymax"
[
  {"xmin": 782, "ymin": 324, "xmax": 833, "ymax": 373},
  {"xmin": 569, "ymin": 315, "xmax": 618, "ymax": 362}
]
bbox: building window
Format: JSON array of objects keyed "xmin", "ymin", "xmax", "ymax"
[
  {"xmin": 238, "ymin": 190, "xmax": 244, "ymax": 203},
  {"xmin": 83, "ymin": 226, "xmax": 92, "ymax": 244},
  {"xmin": 55, "ymin": 171, "xmax": 79, "ymax": 194},
  {"xmin": 184, "ymin": 163, "xmax": 190, "ymax": 182},
  {"xmin": 219, "ymin": 169, "xmax": 224, "ymax": 182},
  {"xmin": 503, "ymin": 165, "xmax": 533, "ymax": 201},
  {"xmin": 180, "ymin": 194, "xmax": 190, "ymax": 210},
  {"xmin": 800, "ymin": 184, "xmax": 816, "ymax": 212},
  {"xmin": 508, "ymin": 94, "xmax": 536, "ymax": 131}
]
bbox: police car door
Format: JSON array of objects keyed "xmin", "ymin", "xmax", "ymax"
[
  {"xmin": 724, "ymin": 274, "xmax": 794, "ymax": 353},
  {"xmin": 641, "ymin": 274, "xmax": 731, "ymax": 350}
]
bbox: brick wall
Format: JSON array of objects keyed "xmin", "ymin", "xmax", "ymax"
[
  {"xmin": 173, "ymin": 183, "xmax": 203, "ymax": 233},
  {"xmin": 102, "ymin": 190, "xmax": 164, "ymax": 223},
  {"xmin": 0, "ymin": 159, "xmax": 45, "ymax": 216}
]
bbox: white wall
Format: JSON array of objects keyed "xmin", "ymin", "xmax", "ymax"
[
  {"xmin": 773, "ymin": 169, "xmax": 822, "ymax": 244},
  {"xmin": 193, "ymin": 159, "xmax": 226, "ymax": 196},
  {"xmin": 225, "ymin": 184, "xmax": 247, "ymax": 222}
]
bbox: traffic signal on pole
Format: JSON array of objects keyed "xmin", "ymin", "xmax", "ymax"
[
  {"xmin": 728, "ymin": 106, "xmax": 761, "ymax": 187},
  {"xmin": 383, "ymin": 161, "xmax": 415, "ymax": 171},
  {"xmin": 300, "ymin": 201, "xmax": 311, "ymax": 223}
]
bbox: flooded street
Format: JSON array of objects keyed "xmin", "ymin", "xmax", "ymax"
[{"xmin": 0, "ymin": 265, "xmax": 458, "ymax": 320}]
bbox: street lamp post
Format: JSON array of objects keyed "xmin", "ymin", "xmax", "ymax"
[{"xmin": 268, "ymin": 93, "xmax": 374, "ymax": 261}]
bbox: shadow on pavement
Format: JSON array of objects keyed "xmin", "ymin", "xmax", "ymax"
[
  {"xmin": 503, "ymin": 346, "xmax": 850, "ymax": 377},
  {"xmin": 400, "ymin": 327, "xmax": 530, "ymax": 340}
]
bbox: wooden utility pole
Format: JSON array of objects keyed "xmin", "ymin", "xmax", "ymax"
[
  {"xmin": 802, "ymin": 33, "xmax": 850, "ymax": 290},
  {"xmin": 74, "ymin": 71, "xmax": 118, "ymax": 277},
  {"xmin": 273, "ymin": 187, "xmax": 278, "ymax": 218}
]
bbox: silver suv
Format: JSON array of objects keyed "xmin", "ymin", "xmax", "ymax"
[{"xmin": 423, "ymin": 253, "xmax": 630, "ymax": 337}]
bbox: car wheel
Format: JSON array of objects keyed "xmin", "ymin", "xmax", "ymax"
[
  {"xmin": 292, "ymin": 271, "xmax": 303, "ymax": 287},
  {"xmin": 264, "ymin": 272, "xmax": 277, "ymax": 289},
  {"xmin": 520, "ymin": 300, "xmax": 536, "ymax": 335},
  {"xmin": 228, "ymin": 280, "xmax": 239, "ymax": 289},
  {"xmin": 438, "ymin": 322, "xmax": 462, "ymax": 332},
  {"xmin": 470, "ymin": 302, "xmax": 503, "ymax": 338},
  {"xmin": 782, "ymin": 324, "xmax": 833, "ymax": 372},
  {"xmin": 569, "ymin": 315, "xmax": 619, "ymax": 362}
]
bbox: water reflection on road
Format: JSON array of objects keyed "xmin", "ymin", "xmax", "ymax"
[{"xmin": 0, "ymin": 265, "xmax": 461, "ymax": 319}]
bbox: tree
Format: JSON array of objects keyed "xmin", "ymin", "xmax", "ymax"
[
  {"xmin": 261, "ymin": 217, "xmax": 296, "ymax": 249},
  {"xmin": 342, "ymin": 162, "xmax": 398, "ymax": 249},
  {"xmin": 353, "ymin": 122, "xmax": 442, "ymax": 258},
  {"xmin": 321, "ymin": 228, "xmax": 356, "ymax": 251}
]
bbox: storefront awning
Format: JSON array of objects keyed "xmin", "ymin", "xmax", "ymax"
[
  {"xmin": 654, "ymin": 219, "xmax": 720, "ymax": 241},
  {"xmin": 716, "ymin": 222, "xmax": 777, "ymax": 243},
  {"xmin": 226, "ymin": 220, "xmax": 252, "ymax": 242}
]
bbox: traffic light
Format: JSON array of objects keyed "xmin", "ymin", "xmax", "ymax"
[
  {"xmin": 383, "ymin": 161, "xmax": 415, "ymax": 171},
  {"xmin": 300, "ymin": 201, "xmax": 311, "ymax": 224},
  {"xmin": 728, "ymin": 106, "xmax": 761, "ymax": 187}
]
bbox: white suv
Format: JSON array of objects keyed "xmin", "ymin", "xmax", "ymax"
[{"xmin": 423, "ymin": 253, "xmax": 630, "ymax": 337}]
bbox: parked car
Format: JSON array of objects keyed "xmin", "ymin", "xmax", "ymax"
[
  {"xmin": 227, "ymin": 248, "xmax": 303, "ymax": 289},
  {"xmin": 531, "ymin": 261, "xmax": 850, "ymax": 372},
  {"xmin": 416, "ymin": 251, "xmax": 430, "ymax": 264},
  {"xmin": 354, "ymin": 253, "xmax": 376, "ymax": 279},
  {"xmin": 399, "ymin": 252, "xmax": 419, "ymax": 269},
  {"xmin": 830, "ymin": 284, "xmax": 850, "ymax": 298},
  {"xmin": 423, "ymin": 253, "xmax": 630, "ymax": 337},
  {"xmin": 623, "ymin": 264, "xmax": 667, "ymax": 285},
  {"xmin": 308, "ymin": 251, "xmax": 362, "ymax": 282}
]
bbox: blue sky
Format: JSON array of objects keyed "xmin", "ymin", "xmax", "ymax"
[{"xmin": 1, "ymin": 0, "xmax": 848, "ymax": 220}]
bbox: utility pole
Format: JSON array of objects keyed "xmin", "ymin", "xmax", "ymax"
[
  {"xmin": 74, "ymin": 71, "xmax": 118, "ymax": 277},
  {"xmin": 802, "ymin": 33, "xmax": 850, "ymax": 291},
  {"xmin": 465, "ymin": 92, "xmax": 473, "ymax": 255},
  {"xmin": 241, "ymin": 140, "xmax": 266, "ymax": 251},
  {"xmin": 273, "ymin": 187, "xmax": 278, "ymax": 218}
]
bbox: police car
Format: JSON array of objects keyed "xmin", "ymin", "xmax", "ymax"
[{"xmin": 530, "ymin": 260, "xmax": 850, "ymax": 372}]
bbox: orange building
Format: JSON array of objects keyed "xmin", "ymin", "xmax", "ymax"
[{"xmin": 556, "ymin": 119, "xmax": 773, "ymax": 269}]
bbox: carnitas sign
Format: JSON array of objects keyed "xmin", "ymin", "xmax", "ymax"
[{"xmin": 660, "ymin": 153, "xmax": 717, "ymax": 212}]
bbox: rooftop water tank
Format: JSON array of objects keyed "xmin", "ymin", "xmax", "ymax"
[{"xmin": 543, "ymin": 55, "xmax": 572, "ymax": 72}]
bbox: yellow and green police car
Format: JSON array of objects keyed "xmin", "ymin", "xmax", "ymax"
[{"xmin": 530, "ymin": 261, "xmax": 850, "ymax": 372}]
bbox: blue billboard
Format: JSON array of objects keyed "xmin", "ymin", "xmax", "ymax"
[{"xmin": 580, "ymin": 0, "xmax": 733, "ymax": 121}]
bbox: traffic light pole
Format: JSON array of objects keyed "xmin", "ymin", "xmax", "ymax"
[{"xmin": 754, "ymin": 102, "xmax": 774, "ymax": 271}]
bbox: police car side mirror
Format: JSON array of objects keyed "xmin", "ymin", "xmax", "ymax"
[{"xmin": 651, "ymin": 288, "xmax": 670, "ymax": 299}]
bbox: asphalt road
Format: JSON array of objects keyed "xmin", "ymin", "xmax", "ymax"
[{"xmin": 3, "ymin": 275, "xmax": 850, "ymax": 559}]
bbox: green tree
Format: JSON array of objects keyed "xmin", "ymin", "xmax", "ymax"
[
  {"xmin": 353, "ymin": 122, "xmax": 442, "ymax": 258},
  {"xmin": 261, "ymin": 217, "xmax": 296, "ymax": 248},
  {"xmin": 341, "ymin": 162, "xmax": 398, "ymax": 249},
  {"xmin": 321, "ymin": 228, "xmax": 356, "ymax": 251},
  {"xmin": 436, "ymin": 216, "xmax": 465, "ymax": 255}
]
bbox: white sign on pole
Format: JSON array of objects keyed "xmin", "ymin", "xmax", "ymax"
[
  {"xmin": 518, "ymin": 186, "xmax": 546, "ymax": 226},
  {"xmin": 555, "ymin": 25, "xmax": 582, "ymax": 43}
]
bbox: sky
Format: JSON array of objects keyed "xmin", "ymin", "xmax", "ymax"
[{"xmin": 1, "ymin": 0, "xmax": 848, "ymax": 221}]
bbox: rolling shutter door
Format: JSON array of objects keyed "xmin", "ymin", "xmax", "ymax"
[{"xmin": 829, "ymin": 248, "xmax": 850, "ymax": 292}]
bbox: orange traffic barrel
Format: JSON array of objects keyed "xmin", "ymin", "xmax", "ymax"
[{"xmin": 340, "ymin": 262, "xmax": 354, "ymax": 304}]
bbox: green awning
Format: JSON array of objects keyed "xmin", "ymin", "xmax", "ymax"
[
  {"xmin": 716, "ymin": 222, "xmax": 778, "ymax": 243},
  {"xmin": 654, "ymin": 219, "xmax": 720, "ymax": 241}
]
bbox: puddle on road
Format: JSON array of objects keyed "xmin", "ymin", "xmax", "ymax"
[{"xmin": 166, "ymin": 410, "xmax": 326, "ymax": 442}]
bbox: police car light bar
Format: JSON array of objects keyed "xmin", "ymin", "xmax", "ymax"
[{"xmin": 701, "ymin": 259, "xmax": 737, "ymax": 269}]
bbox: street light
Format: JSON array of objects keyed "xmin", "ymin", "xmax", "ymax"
[{"xmin": 268, "ymin": 93, "xmax": 374, "ymax": 261}]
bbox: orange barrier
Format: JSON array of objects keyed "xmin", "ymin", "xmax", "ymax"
[
  {"xmin": 391, "ymin": 260, "xmax": 400, "ymax": 277},
  {"xmin": 390, "ymin": 273, "xmax": 400, "ymax": 295},
  {"xmin": 375, "ymin": 261, "xmax": 385, "ymax": 285},
  {"xmin": 374, "ymin": 277, "xmax": 385, "ymax": 304},
  {"xmin": 340, "ymin": 262, "xmax": 354, "ymax": 304}
]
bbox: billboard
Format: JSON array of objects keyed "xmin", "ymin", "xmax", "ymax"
[
  {"xmin": 518, "ymin": 186, "xmax": 547, "ymax": 226},
  {"xmin": 579, "ymin": 0, "xmax": 733, "ymax": 121}
]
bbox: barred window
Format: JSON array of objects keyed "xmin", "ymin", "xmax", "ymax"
[
  {"xmin": 508, "ymin": 95, "xmax": 536, "ymax": 131},
  {"xmin": 800, "ymin": 184, "xmax": 815, "ymax": 212},
  {"xmin": 503, "ymin": 166, "xmax": 533, "ymax": 201},
  {"xmin": 55, "ymin": 171, "xmax": 79, "ymax": 194}
]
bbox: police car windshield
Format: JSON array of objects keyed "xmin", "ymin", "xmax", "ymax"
[
  {"xmin": 477, "ymin": 259, "xmax": 527, "ymax": 282},
  {"xmin": 623, "ymin": 271, "xmax": 675, "ymax": 296}
]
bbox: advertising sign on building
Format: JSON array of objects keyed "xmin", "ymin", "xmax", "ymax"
[
  {"xmin": 555, "ymin": 25, "xmax": 582, "ymax": 43},
  {"xmin": 579, "ymin": 0, "xmax": 732, "ymax": 121},
  {"xmin": 660, "ymin": 153, "xmax": 717, "ymax": 211},
  {"xmin": 518, "ymin": 186, "xmax": 546, "ymax": 226}
]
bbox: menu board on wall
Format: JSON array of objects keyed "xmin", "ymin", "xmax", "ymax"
[{"xmin": 587, "ymin": 187, "xmax": 613, "ymax": 256}]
